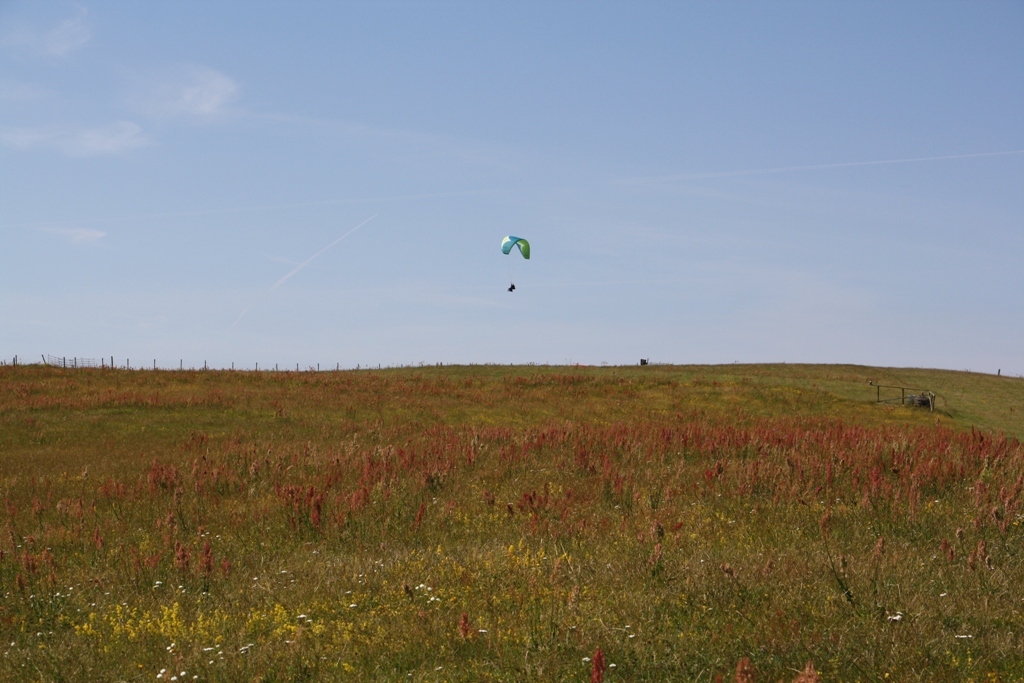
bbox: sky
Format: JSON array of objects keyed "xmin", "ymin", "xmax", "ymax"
[{"xmin": 2, "ymin": 1, "xmax": 1022, "ymax": 372}]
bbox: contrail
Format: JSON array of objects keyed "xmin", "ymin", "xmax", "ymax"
[
  {"xmin": 232, "ymin": 214, "xmax": 378, "ymax": 327},
  {"xmin": 623, "ymin": 149, "xmax": 1024, "ymax": 183}
]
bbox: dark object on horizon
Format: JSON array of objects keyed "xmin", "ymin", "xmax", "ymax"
[{"xmin": 640, "ymin": 358, "xmax": 649, "ymax": 366}]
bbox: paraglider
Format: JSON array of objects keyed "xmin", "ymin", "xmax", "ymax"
[{"xmin": 501, "ymin": 236, "xmax": 529, "ymax": 292}]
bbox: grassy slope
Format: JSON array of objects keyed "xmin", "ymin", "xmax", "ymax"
[
  {"xmin": 4, "ymin": 363, "xmax": 1021, "ymax": 482},
  {"xmin": 0, "ymin": 363, "xmax": 1021, "ymax": 682},
  {"xmin": 686, "ymin": 363, "xmax": 1024, "ymax": 439},
  {"xmin": 6, "ymin": 360, "xmax": 1015, "ymax": 479}
]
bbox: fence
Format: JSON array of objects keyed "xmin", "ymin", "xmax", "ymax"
[
  {"xmin": 27, "ymin": 356, "xmax": 422, "ymax": 372},
  {"xmin": 869, "ymin": 381, "xmax": 935, "ymax": 411},
  {"xmin": 44, "ymin": 355, "xmax": 99, "ymax": 369}
]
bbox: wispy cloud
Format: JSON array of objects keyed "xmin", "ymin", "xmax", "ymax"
[
  {"xmin": 136, "ymin": 65, "xmax": 239, "ymax": 119},
  {"xmin": 0, "ymin": 189, "xmax": 498, "ymax": 230},
  {"xmin": 0, "ymin": 79, "xmax": 49, "ymax": 102},
  {"xmin": 246, "ymin": 111, "xmax": 523, "ymax": 173},
  {"xmin": 2, "ymin": 7, "xmax": 91, "ymax": 58},
  {"xmin": 1, "ymin": 121, "xmax": 148, "ymax": 156},
  {"xmin": 621, "ymin": 150, "xmax": 1024, "ymax": 184},
  {"xmin": 40, "ymin": 227, "xmax": 106, "ymax": 243}
]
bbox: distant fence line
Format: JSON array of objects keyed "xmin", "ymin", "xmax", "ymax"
[
  {"xmin": 24, "ymin": 356, "xmax": 439, "ymax": 372},
  {"xmin": 12, "ymin": 357, "xmax": 574, "ymax": 372},
  {"xmin": 44, "ymin": 355, "xmax": 99, "ymax": 369}
]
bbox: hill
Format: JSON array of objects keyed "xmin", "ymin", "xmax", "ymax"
[{"xmin": 0, "ymin": 363, "xmax": 1021, "ymax": 681}]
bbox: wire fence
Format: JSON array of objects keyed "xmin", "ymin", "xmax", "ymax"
[
  {"xmin": 869, "ymin": 382, "xmax": 936, "ymax": 411},
  {"xmin": 12, "ymin": 357, "xmax": 554, "ymax": 372},
  {"xmin": 44, "ymin": 355, "xmax": 99, "ymax": 369},
  {"xmin": 13, "ymin": 356, "xmax": 449, "ymax": 372}
]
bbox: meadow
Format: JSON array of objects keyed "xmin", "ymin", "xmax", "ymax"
[{"xmin": 1, "ymin": 363, "xmax": 1022, "ymax": 682}]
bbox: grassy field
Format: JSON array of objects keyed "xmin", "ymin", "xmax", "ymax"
[{"xmin": 0, "ymin": 363, "xmax": 1022, "ymax": 682}]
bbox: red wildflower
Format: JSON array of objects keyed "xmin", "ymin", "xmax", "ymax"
[{"xmin": 591, "ymin": 647, "xmax": 607, "ymax": 683}]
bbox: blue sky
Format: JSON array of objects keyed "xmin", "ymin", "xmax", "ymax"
[{"xmin": 2, "ymin": 2, "xmax": 1022, "ymax": 372}]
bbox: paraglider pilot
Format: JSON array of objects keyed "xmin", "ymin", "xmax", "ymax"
[{"xmin": 501, "ymin": 236, "xmax": 529, "ymax": 293}]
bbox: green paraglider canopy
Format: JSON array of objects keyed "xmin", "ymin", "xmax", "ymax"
[{"xmin": 501, "ymin": 236, "xmax": 530, "ymax": 259}]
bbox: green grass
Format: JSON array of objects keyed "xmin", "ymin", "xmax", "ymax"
[{"xmin": 0, "ymin": 363, "xmax": 1021, "ymax": 682}]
